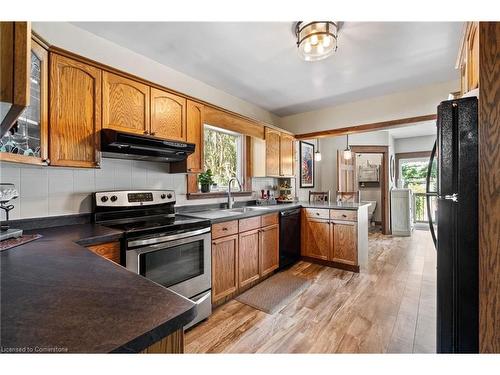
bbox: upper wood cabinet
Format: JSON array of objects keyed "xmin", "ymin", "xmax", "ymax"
[
  {"xmin": 0, "ymin": 38, "xmax": 48, "ymax": 166},
  {"xmin": 102, "ymin": 71, "xmax": 150, "ymax": 135},
  {"xmin": 264, "ymin": 127, "xmax": 295, "ymax": 177},
  {"xmin": 151, "ymin": 88, "xmax": 186, "ymax": 141},
  {"xmin": 186, "ymin": 100, "xmax": 204, "ymax": 172},
  {"xmin": 280, "ymin": 133, "xmax": 294, "ymax": 176},
  {"xmin": 49, "ymin": 53, "xmax": 101, "ymax": 168},
  {"xmin": 457, "ymin": 22, "xmax": 480, "ymax": 96},
  {"xmin": 265, "ymin": 127, "xmax": 281, "ymax": 177},
  {"xmin": 0, "ymin": 22, "xmax": 31, "ymax": 134}
]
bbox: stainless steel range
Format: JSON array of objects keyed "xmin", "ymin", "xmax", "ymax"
[{"xmin": 93, "ymin": 190, "xmax": 212, "ymax": 329}]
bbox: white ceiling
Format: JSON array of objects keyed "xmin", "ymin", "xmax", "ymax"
[{"xmin": 72, "ymin": 22, "xmax": 462, "ymax": 117}]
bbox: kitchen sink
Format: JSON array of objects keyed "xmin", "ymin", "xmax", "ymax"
[{"xmin": 225, "ymin": 207, "xmax": 270, "ymax": 213}]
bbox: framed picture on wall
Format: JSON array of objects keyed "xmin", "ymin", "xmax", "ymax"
[{"xmin": 299, "ymin": 141, "xmax": 315, "ymax": 188}]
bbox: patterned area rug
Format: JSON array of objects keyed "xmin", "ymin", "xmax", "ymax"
[{"xmin": 236, "ymin": 272, "xmax": 311, "ymax": 314}]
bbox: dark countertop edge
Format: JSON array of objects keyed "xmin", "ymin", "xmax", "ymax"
[
  {"xmin": 111, "ymin": 303, "xmax": 197, "ymax": 353},
  {"xmin": 74, "ymin": 232, "xmax": 124, "ymax": 247}
]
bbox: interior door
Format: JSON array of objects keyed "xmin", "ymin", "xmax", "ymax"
[{"xmin": 337, "ymin": 149, "xmax": 357, "ymax": 193}]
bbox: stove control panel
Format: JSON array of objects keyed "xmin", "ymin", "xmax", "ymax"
[{"xmin": 95, "ymin": 190, "xmax": 176, "ymax": 207}]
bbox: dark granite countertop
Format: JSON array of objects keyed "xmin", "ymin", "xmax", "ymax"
[
  {"xmin": 181, "ymin": 201, "xmax": 370, "ymax": 224},
  {"xmin": 0, "ymin": 223, "xmax": 196, "ymax": 353}
]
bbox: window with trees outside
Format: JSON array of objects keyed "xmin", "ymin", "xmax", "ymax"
[
  {"xmin": 203, "ymin": 125, "xmax": 243, "ymax": 189},
  {"xmin": 399, "ymin": 157, "xmax": 437, "ymax": 224}
]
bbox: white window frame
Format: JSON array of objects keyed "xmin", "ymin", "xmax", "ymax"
[{"xmin": 203, "ymin": 124, "xmax": 244, "ymax": 190}]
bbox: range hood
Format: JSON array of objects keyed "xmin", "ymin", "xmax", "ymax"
[{"xmin": 101, "ymin": 129, "xmax": 195, "ymax": 163}]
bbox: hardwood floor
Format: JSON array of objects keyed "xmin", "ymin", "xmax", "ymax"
[{"xmin": 186, "ymin": 229, "xmax": 436, "ymax": 353}]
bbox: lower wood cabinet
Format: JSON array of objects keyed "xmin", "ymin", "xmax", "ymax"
[
  {"xmin": 259, "ymin": 224, "xmax": 279, "ymax": 277},
  {"xmin": 141, "ymin": 329, "xmax": 184, "ymax": 353},
  {"xmin": 301, "ymin": 208, "xmax": 360, "ymax": 270},
  {"xmin": 211, "ymin": 234, "xmax": 239, "ymax": 302},
  {"xmin": 238, "ymin": 228, "xmax": 260, "ymax": 288},
  {"xmin": 212, "ymin": 213, "xmax": 280, "ymax": 305},
  {"xmin": 331, "ymin": 222, "xmax": 357, "ymax": 266},
  {"xmin": 301, "ymin": 216, "xmax": 330, "ymax": 261},
  {"xmin": 86, "ymin": 241, "xmax": 121, "ymax": 264}
]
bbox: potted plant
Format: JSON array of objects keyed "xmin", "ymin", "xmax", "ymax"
[{"xmin": 198, "ymin": 169, "xmax": 214, "ymax": 193}]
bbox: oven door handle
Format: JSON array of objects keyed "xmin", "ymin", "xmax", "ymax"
[{"xmin": 128, "ymin": 227, "xmax": 210, "ymax": 248}]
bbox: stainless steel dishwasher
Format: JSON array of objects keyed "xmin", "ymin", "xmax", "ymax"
[{"xmin": 279, "ymin": 208, "xmax": 301, "ymax": 270}]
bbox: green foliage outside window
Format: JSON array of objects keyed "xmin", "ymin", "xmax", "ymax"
[
  {"xmin": 401, "ymin": 160, "xmax": 437, "ymax": 222},
  {"xmin": 203, "ymin": 126, "xmax": 240, "ymax": 187}
]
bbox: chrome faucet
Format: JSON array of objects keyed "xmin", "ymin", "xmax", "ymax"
[{"xmin": 227, "ymin": 177, "xmax": 242, "ymax": 209}]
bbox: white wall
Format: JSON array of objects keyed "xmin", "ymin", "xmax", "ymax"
[
  {"xmin": 33, "ymin": 22, "xmax": 279, "ymax": 126},
  {"xmin": 278, "ymin": 80, "xmax": 459, "ymax": 134},
  {"xmin": 394, "ymin": 135, "xmax": 435, "ymax": 153}
]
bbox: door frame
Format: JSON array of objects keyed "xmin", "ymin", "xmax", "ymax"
[{"xmin": 350, "ymin": 145, "xmax": 390, "ymax": 235}]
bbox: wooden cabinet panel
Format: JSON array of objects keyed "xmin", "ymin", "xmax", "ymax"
[
  {"xmin": 238, "ymin": 229, "xmax": 260, "ymax": 288},
  {"xmin": 259, "ymin": 224, "xmax": 279, "ymax": 277},
  {"xmin": 186, "ymin": 100, "xmax": 204, "ymax": 172},
  {"xmin": 304, "ymin": 208, "xmax": 330, "ymax": 220},
  {"xmin": 280, "ymin": 133, "xmax": 294, "ymax": 176},
  {"xmin": 212, "ymin": 234, "xmax": 238, "ymax": 303},
  {"xmin": 250, "ymin": 137, "xmax": 266, "ymax": 177},
  {"xmin": 468, "ymin": 22, "xmax": 479, "ymax": 91},
  {"xmin": 261, "ymin": 213, "xmax": 278, "ymax": 227},
  {"xmin": 332, "ymin": 223, "xmax": 357, "ymax": 265},
  {"xmin": 330, "ymin": 209, "xmax": 357, "ymax": 222},
  {"xmin": 212, "ymin": 220, "xmax": 238, "ymax": 239},
  {"xmin": 151, "ymin": 88, "xmax": 186, "ymax": 141},
  {"xmin": 141, "ymin": 329, "xmax": 184, "ymax": 353},
  {"xmin": 303, "ymin": 218, "xmax": 330, "ymax": 261},
  {"xmin": 49, "ymin": 53, "xmax": 101, "ymax": 168},
  {"xmin": 239, "ymin": 216, "xmax": 261, "ymax": 233},
  {"xmin": 102, "ymin": 71, "xmax": 149, "ymax": 135},
  {"xmin": 265, "ymin": 127, "xmax": 280, "ymax": 177},
  {"xmin": 86, "ymin": 241, "xmax": 121, "ymax": 264}
]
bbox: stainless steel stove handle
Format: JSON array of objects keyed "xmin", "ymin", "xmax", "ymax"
[{"xmin": 128, "ymin": 227, "xmax": 210, "ymax": 247}]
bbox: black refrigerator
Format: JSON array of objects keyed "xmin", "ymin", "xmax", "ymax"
[{"xmin": 426, "ymin": 96, "xmax": 479, "ymax": 353}]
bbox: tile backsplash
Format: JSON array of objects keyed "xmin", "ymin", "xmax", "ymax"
[
  {"xmin": 0, "ymin": 158, "xmax": 186, "ymax": 220},
  {"xmin": 0, "ymin": 159, "xmax": 288, "ymax": 221}
]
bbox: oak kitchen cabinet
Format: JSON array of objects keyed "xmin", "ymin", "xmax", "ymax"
[
  {"xmin": 102, "ymin": 71, "xmax": 150, "ymax": 135},
  {"xmin": 0, "ymin": 22, "xmax": 31, "ymax": 134},
  {"xmin": 0, "ymin": 36, "xmax": 48, "ymax": 166},
  {"xmin": 49, "ymin": 53, "xmax": 101, "ymax": 168},
  {"xmin": 211, "ymin": 233, "xmax": 239, "ymax": 303},
  {"xmin": 457, "ymin": 22, "xmax": 479, "ymax": 96},
  {"xmin": 212, "ymin": 213, "xmax": 279, "ymax": 305},
  {"xmin": 263, "ymin": 127, "xmax": 296, "ymax": 177},
  {"xmin": 301, "ymin": 207, "xmax": 365, "ymax": 271},
  {"xmin": 186, "ymin": 100, "xmax": 204, "ymax": 172},
  {"xmin": 85, "ymin": 241, "xmax": 121, "ymax": 264},
  {"xmin": 151, "ymin": 88, "xmax": 186, "ymax": 141}
]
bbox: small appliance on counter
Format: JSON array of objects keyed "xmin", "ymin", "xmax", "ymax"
[{"xmin": 0, "ymin": 183, "xmax": 23, "ymax": 241}]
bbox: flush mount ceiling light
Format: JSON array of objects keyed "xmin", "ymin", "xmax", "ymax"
[{"xmin": 295, "ymin": 21, "xmax": 338, "ymax": 62}]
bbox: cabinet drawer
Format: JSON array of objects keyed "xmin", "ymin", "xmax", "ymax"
[
  {"xmin": 212, "ymin": 220, "xmax": 238, "ymax": 239},
  {"xmin": 239, "ymin": 216, "xmax": 261, "ymax": 232},
  {"xmin": 330, "ymin": 210, "xmax": 357, "ymax": 222},
  {"xmin": 261, "ymin": 213, "xmax": 278, "ymax": 227},
  {"xmin": 304, "ymin": 208, "xmax": 330, "ymax": 219}
]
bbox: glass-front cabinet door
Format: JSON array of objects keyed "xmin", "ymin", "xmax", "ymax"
[{"xmin": 0, "ymin": 39, "xmax": 48, "ymax": 165}]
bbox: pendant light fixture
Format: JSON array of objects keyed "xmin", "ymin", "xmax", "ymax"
[
  {"xmin": 343, "ymin": 134, "xmax": 352, "ymax": 160},
  {"xmin": 295, "ymin": 21, "xmax": 339, "ymax": 62},
  {"xmin": 314, "ymin": 138, "xmax": 322, "ymax": 161}
]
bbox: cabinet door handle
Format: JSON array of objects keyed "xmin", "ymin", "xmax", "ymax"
[
  {"xmin": 222, "ymin": 227, "xmax": 228, "ymax": 231},
  {"xmin": 150, "ymin": 132, "xmax": 156, "ymax": 136},
  {"xmin": 342, "ymin": 214, "xmax": 347, "ymax": 218},
  {"xmin": 42, "ymin": 158, "xmax": 50, "ymax": 165},
  {"xmin": 143, "ymin": 131, "xmax": 149, "ymax": 135}
]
